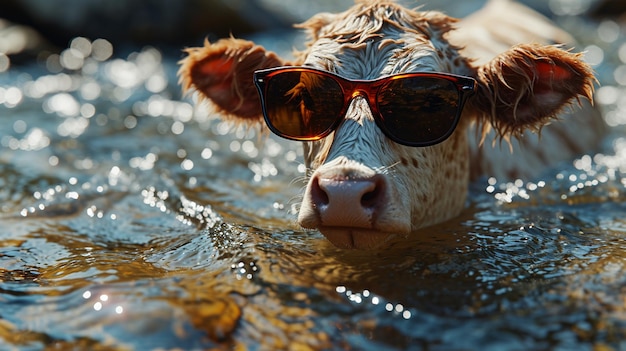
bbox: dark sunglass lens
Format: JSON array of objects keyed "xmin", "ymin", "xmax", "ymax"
[
  {"xmin": 264, "ymin": 71, "xmax": 344, "ymax": 140},
  {"xmin": 377, "ymin": 77, "xmax": 460, "ymax": 145}
]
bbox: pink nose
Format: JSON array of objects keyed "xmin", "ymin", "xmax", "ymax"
[{"xmin": 308, "ymin": 174, "xmax": 385, "ymax": 228}]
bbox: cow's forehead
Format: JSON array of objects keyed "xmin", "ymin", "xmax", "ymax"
[{"xmin": 298, "ymin": 2, "xmax": 466, "ymax": 79}]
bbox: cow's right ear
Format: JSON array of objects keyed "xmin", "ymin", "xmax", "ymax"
[{"xmin": 178, "ymin": 38, "xmax": 285, "ymax": 122}]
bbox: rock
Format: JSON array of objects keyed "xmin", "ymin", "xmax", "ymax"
[
  {"xmin": 589, "ymin": 0, "xmax": 626, "ymax": 17},
  {"xmin": 0, "ymin": 18, "xmax": 53, "ymax": 66},
  {"xmin": 1, "ymin": 0, "xmax": 290, "ymax": 50}
]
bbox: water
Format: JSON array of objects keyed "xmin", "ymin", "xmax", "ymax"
[{"xmin": 1, "ymin": 2, "xmax": 626, "ymax": 350}]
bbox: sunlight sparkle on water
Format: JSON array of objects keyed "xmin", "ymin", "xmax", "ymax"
[
  {"xmin": 142, "ymin": 187, "xmax": 170, "ymax": 213},
  {"xmin": 124, "ymin": 115, "xmax": 137, "ymax": 129},
  {"xmin": 48, "ymin": 155, "xmax": 59, "ymax": 166},
  {"xmin": 597, "ymin": 20, "xmax": 621, "ymax": 43},
  {"xmin": 201, "ymin": 148, "xmax": 213, "ymax": 160},
  {"xmin": 490, "ymin": 137, "xmax": 626, "ymax": 204},
  {"xmin": 181, "ymin": 159, "xmax": 194, "ymax": 171},
  {"xmin": 232, "ymin": 261, "xmax": 258, "ymax": 280},
  {"xmin": 44, "ymin": 93, "xmax": 80, "ymax": 117},
  {"xmin": 129, "ymin": 153, "xmax": 157, "ymax": 171},
  {"xmin": 336, "ymin": 286, "xmax": 412, "ymax": 319},
  {"xmin": 60, "ymin": 48, "xmax": 85, "ymax": 70},
  {"xmin": 0, "ymin": 86, "xmax": 23, "ymax": 107},
  {"xmin": 583, "ymin": 45, "xmax": 604, "ymax": 66},
  {"xmin": 0, "ymin": 53, "xmax": 9, "ymax": 72},
  {"xmin": 90, "ymin": 38, "xmax": 113, "ymax": 61},
  {"xmin": 71, "ymin": 37, "xmax": 92, "ymax": 57},
  {"xmin": 249, "ymin": 158, "xmax": 278, "ymax": 182},
  {"xmin": 24, "ymin": 73, "xmax": 75, "ymax": 99},
  {"xmin": 3, "ymin": 127, "xmax": 51, "ymax": 151},
  {"xmin": 108, "ymin": 166, "xmax": 122, "ymax": 186},
  {"xmin": 106, "ymin": 59, "xmax": 141, "ymax": 89},
  {"xmin": 12, "ymin": 119, "xmax": 26, "ymax": 133},
  {"xmin": 548, "ymin": 0, "xmax": 592, "ymax": 16},
  {"xmin": 57, "ymin": 116, "xmax": 89, "ymax": 137},
  {"xmin": 178, "ymin": 195, "xmax": 222, "ymax": 227}
]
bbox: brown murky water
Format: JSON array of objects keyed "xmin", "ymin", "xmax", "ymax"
[{"xmin": 1, "ymin": 1, "xmax": 626, "ymax": 350}]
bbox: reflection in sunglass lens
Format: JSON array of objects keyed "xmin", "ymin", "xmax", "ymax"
[
  {"xmin": 264, "ymin": 72, "xmax": 344, "ymax": 140},
  {"xmin": 377, "ymin": 77, "xmax": 459, "ymax": 145}
]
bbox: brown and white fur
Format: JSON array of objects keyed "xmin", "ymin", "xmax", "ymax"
[{"xmin": 178, "ymin": 0, "xmax": 601, "ymax": 249}]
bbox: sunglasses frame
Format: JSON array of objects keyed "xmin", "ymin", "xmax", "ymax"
[{"xmin": 253, "ymin": 66, "xmax": 476, "ymax": 147}]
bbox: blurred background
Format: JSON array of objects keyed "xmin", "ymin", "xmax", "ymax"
[{"xmin": 1, "ymin": 0, "xmax": 624, "ymax": 68}]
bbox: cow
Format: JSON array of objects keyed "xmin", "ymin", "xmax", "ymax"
[{"xmin": 178, "ymin": 0, "xmax": 601, "ymax": 249}]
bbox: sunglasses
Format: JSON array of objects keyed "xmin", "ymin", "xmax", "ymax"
[{"xmin": 253, "ymin": 66, "xmax": 476, "ymax": 147}]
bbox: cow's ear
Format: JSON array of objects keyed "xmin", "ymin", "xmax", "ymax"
[
  {"xmin": 178, "ymin": 38, "xmax": 285, "ymax": 122},
  {"xmin": 467, "ymin": 44, "xmax": 595, "ymax": 139}
]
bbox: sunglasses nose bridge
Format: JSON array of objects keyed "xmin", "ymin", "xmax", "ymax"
[
  {"xmin": 350, "ymin": 89, "xmax": 367, "ymax": 99},
  {"xmin": 346, "ymin": 86, "xmax": 378, "ymax": 115}
]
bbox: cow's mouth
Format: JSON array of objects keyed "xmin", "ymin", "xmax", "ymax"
[{"xmin": 318, "ymin": 227, "xmax": 399, "ymax": 249}]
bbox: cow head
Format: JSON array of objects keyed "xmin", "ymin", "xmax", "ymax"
[{"xmin": 179, "ymin": 1, "xmax": 594, "ymax": 249}]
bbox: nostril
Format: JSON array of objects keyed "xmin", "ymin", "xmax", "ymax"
[
  {"xmin": 361, "ymin": 187, "xmax": 380, "ymax": 208},
  {"xmin": 310, "ymin": 175, "xmax": 329, "ymax": 206},
  {"xmin": 361, "ymin": 176, "xmax": 384, "ymax": 209}
]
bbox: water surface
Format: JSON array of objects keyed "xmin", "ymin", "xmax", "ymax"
[{"xmin": 1, "ymin": 2, "xmax": 626, "ymax": 350}]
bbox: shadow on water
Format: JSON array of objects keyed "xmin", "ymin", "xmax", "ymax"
[{"xmin": 1, "ymin": 1, "xmax": 626, "ymax": 350}]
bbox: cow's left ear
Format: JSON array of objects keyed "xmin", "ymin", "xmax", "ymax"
[{"xmin": 467, "ymin": 44, "xmax": 595, "ymax": 138}]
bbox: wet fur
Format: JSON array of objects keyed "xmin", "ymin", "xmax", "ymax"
[{"xmin": 178, "ymin": 0, "xmax": 599, "ymax": 248}]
